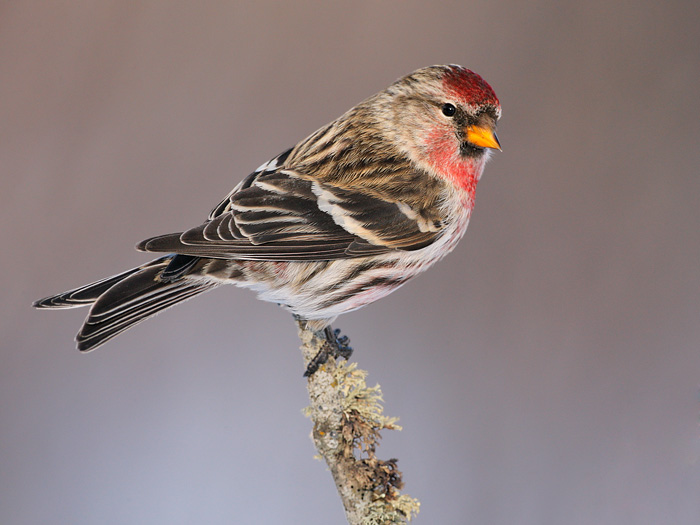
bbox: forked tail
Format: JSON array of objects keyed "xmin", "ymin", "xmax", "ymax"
[{"xmin": 34, "ymin": 256, "xmax": 216, "ymax": 351}]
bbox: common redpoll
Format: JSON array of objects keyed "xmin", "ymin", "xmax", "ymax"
[{"xmin": 34, "ymin": 65, "xmax": 501, "ymax": 359}]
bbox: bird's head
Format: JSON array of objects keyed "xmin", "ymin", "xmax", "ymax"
[{"xmin": 384, "ymin": 65, "xmax": 501, "ymax": 193}]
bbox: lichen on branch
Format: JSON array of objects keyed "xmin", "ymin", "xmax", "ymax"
[{"xmin": 297, "ymin": 320, "xmax": 420, "ymax": 524}]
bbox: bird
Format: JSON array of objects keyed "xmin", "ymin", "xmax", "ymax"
[{"xmin": 34, "ymin": 64, "xmax": 501, "ymax": 371}]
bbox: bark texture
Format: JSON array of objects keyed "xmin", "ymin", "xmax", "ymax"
[{"xmin": 297, "ymin": 320, "xmax": 420, "ymax": 524}]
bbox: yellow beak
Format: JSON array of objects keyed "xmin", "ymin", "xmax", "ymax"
[{"xmin": 466, "ymin": 125, "xmax": 502, "ymax": 151}]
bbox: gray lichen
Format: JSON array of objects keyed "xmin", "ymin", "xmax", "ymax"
[{"xmin": 298, "ymin": 320, "xmax": 420, "ymax": 524}]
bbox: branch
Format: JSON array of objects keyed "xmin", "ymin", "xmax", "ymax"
[{"xmin": 296, "ymin": 320, "xmax": 420, "ymax": 524}]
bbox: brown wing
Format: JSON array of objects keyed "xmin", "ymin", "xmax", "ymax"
[{"xmin": 137, "ymin": 150, "xmax": 446, "ymax": 261}]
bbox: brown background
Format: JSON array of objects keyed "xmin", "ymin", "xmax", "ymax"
[{"xmin": 2, "ymin": 2, "xmax": 700, "ymax": 523}]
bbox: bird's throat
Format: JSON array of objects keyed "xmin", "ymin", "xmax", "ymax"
[
  {"xmin": 424, "ymin": 128, "xmax": 485, "ymax": 202},
  {"xmin": 426, "ymin": 147, "xmax": 482, "ymax": 210}
]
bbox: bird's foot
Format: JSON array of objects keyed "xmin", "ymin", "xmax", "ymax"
[{"xmin": 304, "ymin": 327, "xmax": 353, "ymax": 377}]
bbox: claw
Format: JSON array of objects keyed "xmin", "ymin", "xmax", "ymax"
[
  {"xmin": 330, "ymin": 327, "xmax": 353, "ymax": 360},
  {"xmin": 303, "ymin": 326, "xmax": 354, "ymax": 377}
]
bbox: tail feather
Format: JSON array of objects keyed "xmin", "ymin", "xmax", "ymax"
[
  {"xmin": 77, "ymin": 278, "xmax": 214, "ymax": 352},
  {"xmin": 32, "ymin": 264, "xmax": 150, "ymax": 309},
  {"xmin": 33, "ymin": 256, "xmax": 217, "ymax": 352}
]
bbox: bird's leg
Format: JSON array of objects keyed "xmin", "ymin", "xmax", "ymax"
[{"xmin": 303, "ymin": 326, "xmax": 353, "ymax": 377}]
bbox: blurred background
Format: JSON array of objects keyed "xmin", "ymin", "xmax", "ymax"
[{"xmin": 2, "ymin": 2, "xmax": 699, "ymax": 523}]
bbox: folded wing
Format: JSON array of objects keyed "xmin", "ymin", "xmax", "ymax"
[{"xmin": 138, "ymin": 156, "xmax": 445, "ymax": 261}]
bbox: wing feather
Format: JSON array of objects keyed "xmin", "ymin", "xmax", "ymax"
[{"xmin": 137, "ymin": 148, "xmax": 449, "ymax": 261}]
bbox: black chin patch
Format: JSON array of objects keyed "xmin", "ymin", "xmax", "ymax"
[{"xmin": 460, "ymin": 141, "xmax": 484, "ymax": 158}]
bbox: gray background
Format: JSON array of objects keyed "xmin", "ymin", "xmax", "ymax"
[{"xmin": 2, "ymin": 2, "xmax": 699, "ymax": 524}]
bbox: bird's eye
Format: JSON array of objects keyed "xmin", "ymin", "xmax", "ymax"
[{"xmin": 441, "ymin": 103, "xmax": 456, "ymax": 117}]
